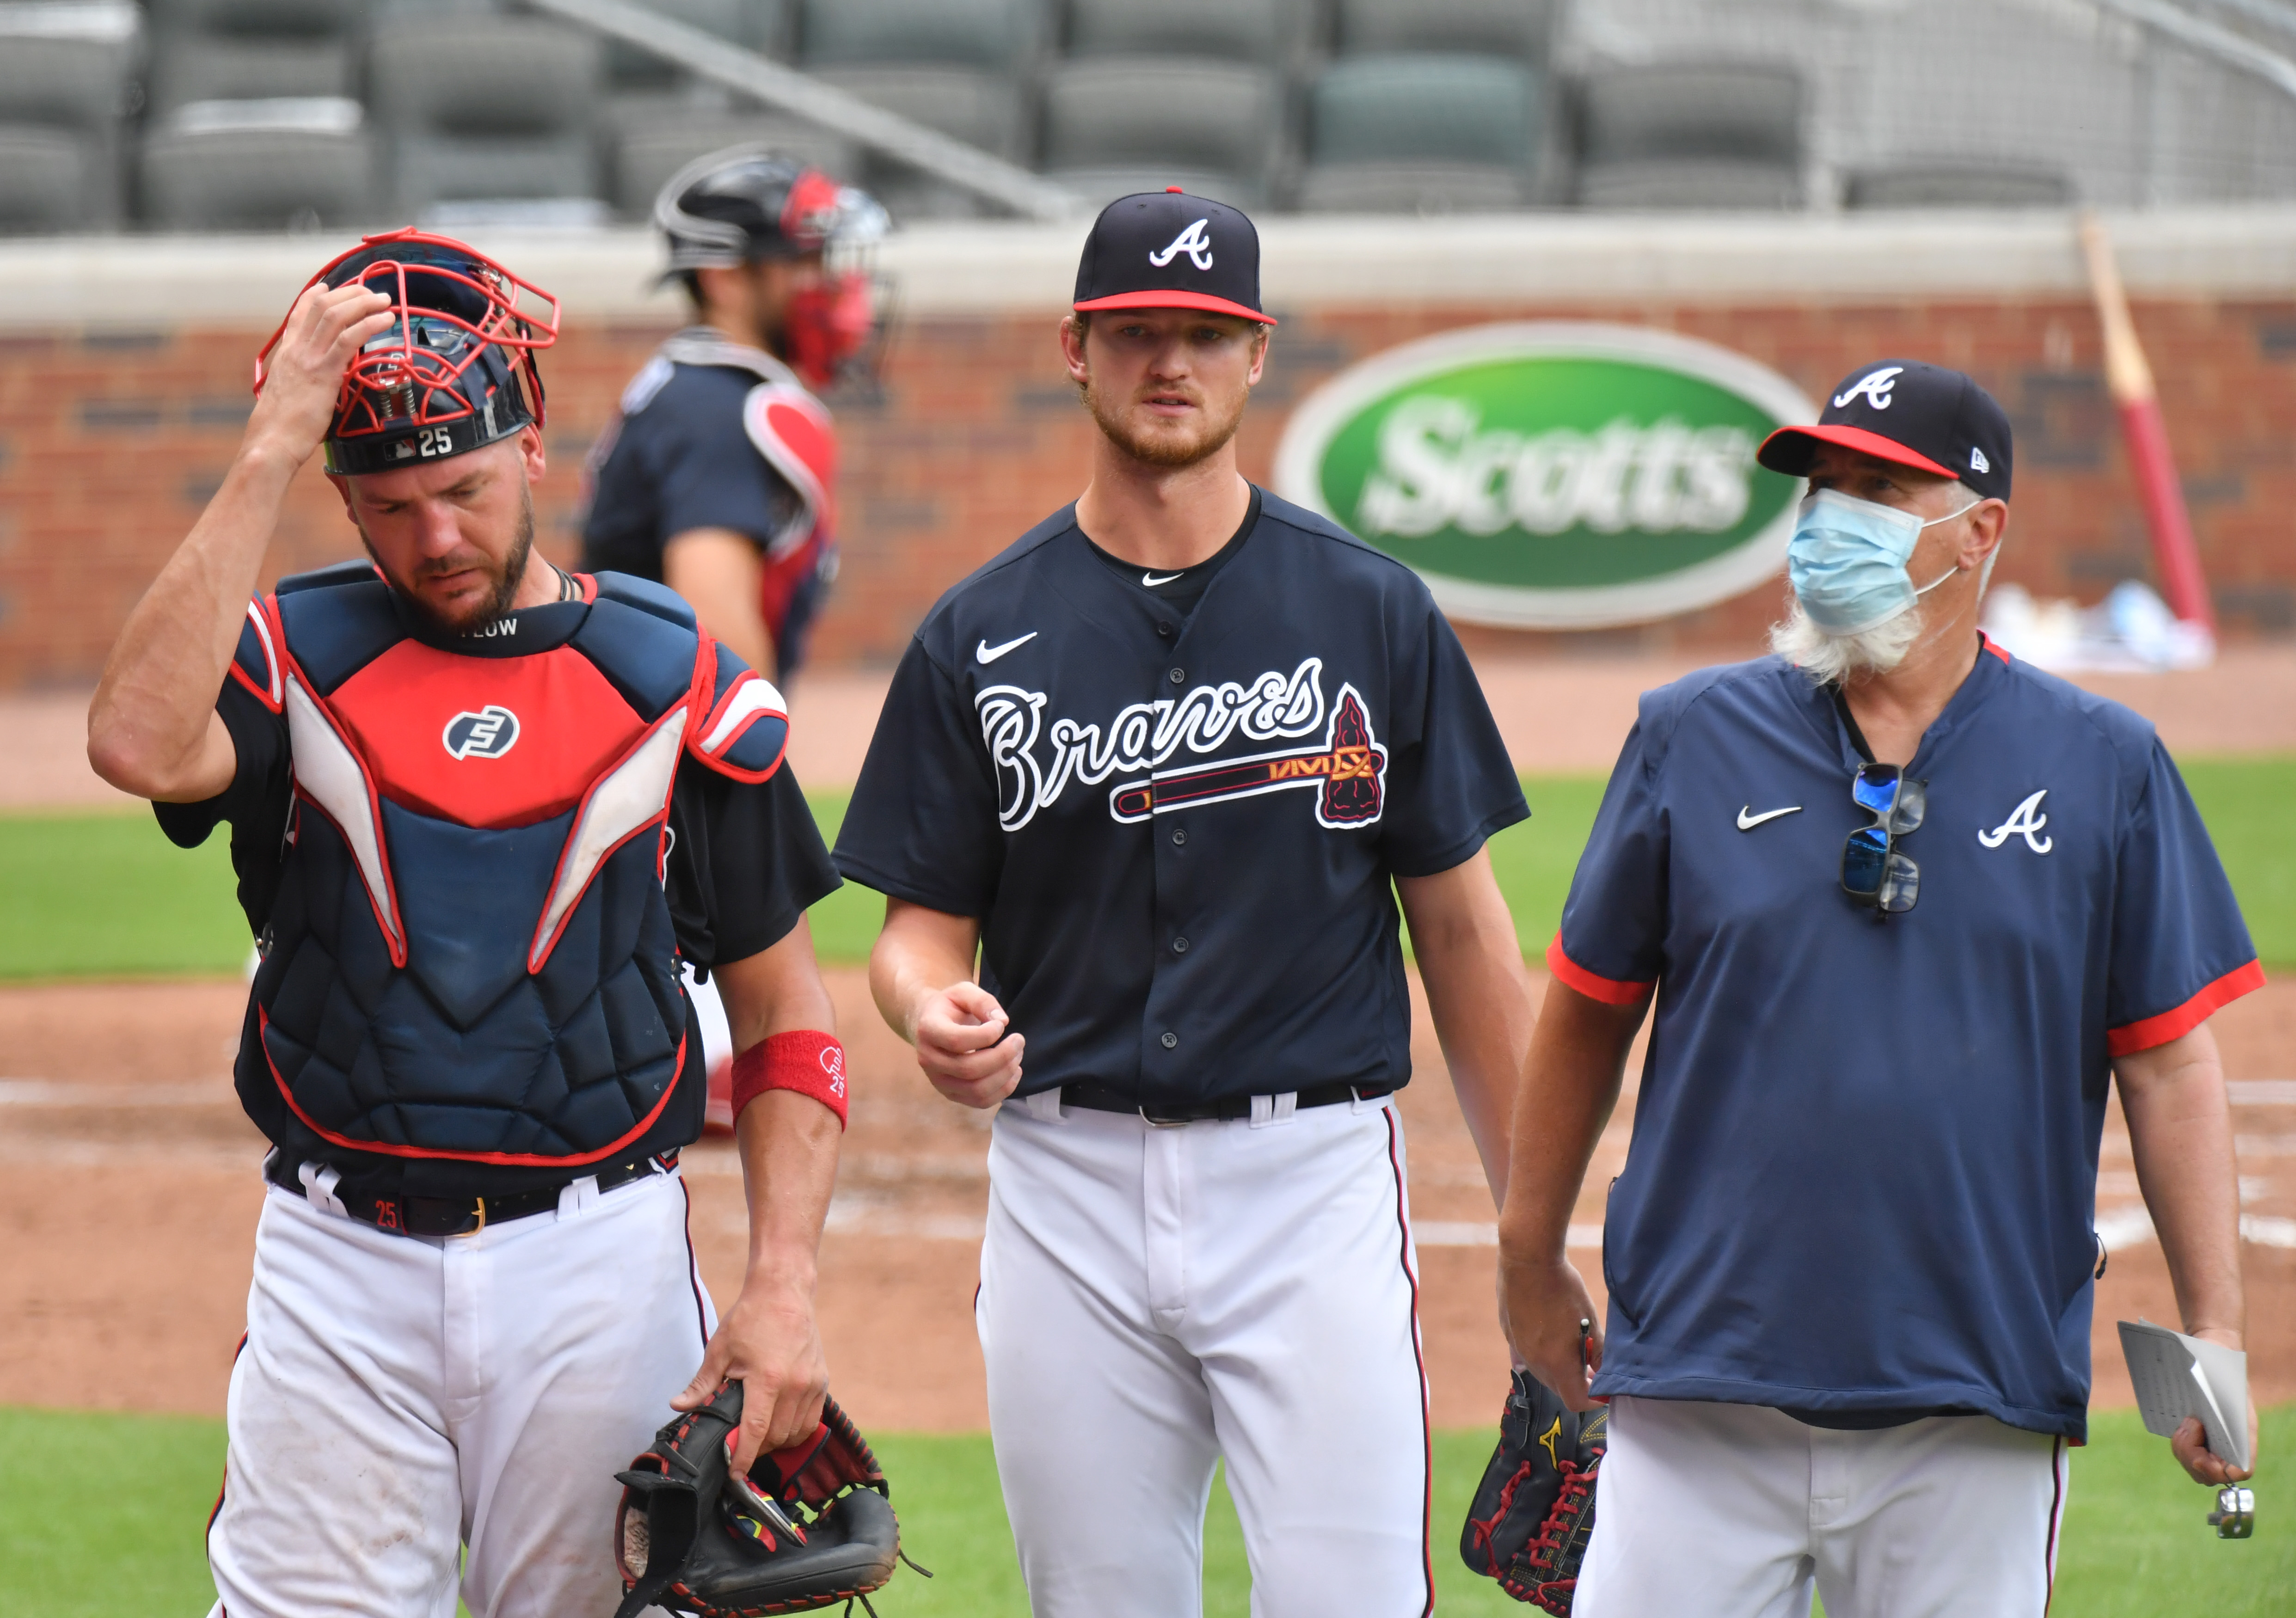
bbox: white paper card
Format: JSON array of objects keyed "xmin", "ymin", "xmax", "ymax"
[{"xmin": 2118, "ymin": 1318, "xmax": 2251, "ymax": 1473}]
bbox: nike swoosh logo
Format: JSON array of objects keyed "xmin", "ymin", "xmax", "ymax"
[
  {"xmin": 1737, "ymin": 805, "xmax": 1803, "ymax": 830},
  {"xmin": 976, "ymin": 632, "xmax": 1038, "ymax": 665},
  {"xmin": 1141, "ymin": 571, "xmax": 1182, "ymax": 587}
]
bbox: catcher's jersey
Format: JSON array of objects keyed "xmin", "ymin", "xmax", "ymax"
[
  {"xmin": 833, "ymin": 486, "xmax": 1527, "ymax": 1106},
  {"xmin": 1554, "ymin": 642, "xmax": 2261, "ymax": 1440}
]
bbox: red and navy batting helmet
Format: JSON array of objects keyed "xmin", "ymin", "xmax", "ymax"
[{"xmin": 255, "ymin": 227, "xmax": 562, "ymax": 477}]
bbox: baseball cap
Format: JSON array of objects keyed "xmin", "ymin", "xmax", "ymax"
[
  {"xmin": 1072, "ymin": 187, "xmax": 1275, "ymax": 326},
  {"xmin": 1758, "ymin": 359, "xmax": 2012, "ymax": 501}
]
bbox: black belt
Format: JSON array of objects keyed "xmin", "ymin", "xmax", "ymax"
[
  {"xmin": 1060, "ymin": 1080, "xmax": 1394, "ymax": 1126},
  {"xmin": 266, "ymin": 1149, "xmax": 678, "ymax": 1238}
]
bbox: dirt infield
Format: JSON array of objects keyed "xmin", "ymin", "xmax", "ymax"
[{"xmin": 2, "ymin": 971, "xmax": 2290, "ymax": 1431}]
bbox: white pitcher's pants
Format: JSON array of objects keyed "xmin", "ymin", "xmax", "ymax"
[
  {"xmin": 977, "ymin": 1093, "xmax": 1433, "ymax": 1618},
  {"xmin": 1574, "ymin": 1395, "xmax": 2069, "ymax": 1618},
  {"xmin": 205, "ymin": 1171, "xmax": 713, "ymax": 1618}
]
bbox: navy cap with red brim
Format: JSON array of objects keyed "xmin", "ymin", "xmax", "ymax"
[
  {"xmin": 1756, "ymin": 422, "xmax": 1955, "ymax": 481},
  {"xmin": 1072, "ymin": 288, "xmax": 1276, "ymax": 325}
]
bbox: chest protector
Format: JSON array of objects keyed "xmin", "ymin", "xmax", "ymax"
[{"xmin": 232, "ymin": 563, "xmax": 789, "ymax": 1171}]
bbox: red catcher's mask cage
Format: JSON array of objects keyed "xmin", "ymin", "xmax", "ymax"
[{"xmin": 254, "ymin": 227, "xmax": 563, "ymax": 448}]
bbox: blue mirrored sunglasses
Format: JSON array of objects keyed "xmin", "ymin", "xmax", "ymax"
[{"xmin": 1841, "ymin": 763, "xmax": 1925, "ymax": 914}]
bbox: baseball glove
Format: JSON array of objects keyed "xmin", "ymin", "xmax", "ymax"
[
  {"xmin": 1460, "ymin": 1371, "xmax": 1607, "ymax": 1614},
  {"xmin": 611, "ymin": 1381, "xmax": 923, "ymax": 1618}
]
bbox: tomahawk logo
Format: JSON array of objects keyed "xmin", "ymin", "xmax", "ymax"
[
  {"xmin": 1833, "ymin": 366, "xmax": 1905, "ymax": 411},
  {"xmin": 1148, "ymin": 218, "xmax": 1215, "ymax": 271},
  {"xmin": 442, "ymin": 705, "xmax": 520, "ymax": 760},
  {"xmin": 1108, "ymin": 688, "xmax": 1386, "ymax": 828},
  {"xmin": 1977, "ymin": 789, "xmax": 2052, "ymax": 854}
]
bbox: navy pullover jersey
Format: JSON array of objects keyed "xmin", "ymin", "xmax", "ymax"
[
  {"xmin": 833, "ymin": 489, "xmax": 1528, "ymax": 1106},
  {"xmin": 1554, "ymin": 641, "xmax": 2261, "ymax": 1440}
]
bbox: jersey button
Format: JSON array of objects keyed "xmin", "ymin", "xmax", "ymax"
[
  {"xmin": 1160, "ymin": 1031, "xmax": 1179, "ymax": 1049},
  {"xmin": 1168, "ymin": 667, "xmax": 1185, "ymax": 685},
  {"xmin": 1171, "ymin": 828, "xmax": 1186, "ymax": 846},
  {"xmin": 1173, "ymin": 936, "xmax": 1190, "ymax": 954},
  {"xmin": 1156, "ymin": 621, "xmax": 1175, "ymax": 638}
]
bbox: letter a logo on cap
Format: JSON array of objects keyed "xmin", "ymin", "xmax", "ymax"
[
  {"xmin": 1149, "ymin": 219, "xmax": 1214, "ymax": 272},
  {"xmin": 1833, "ymin": 366, "xmax": 1904, "ymax": 411}
]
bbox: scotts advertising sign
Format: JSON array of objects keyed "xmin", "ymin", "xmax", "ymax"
[{"xmin": 1273, "ymin": 323, "xmax": 1817, "ymax": 629}]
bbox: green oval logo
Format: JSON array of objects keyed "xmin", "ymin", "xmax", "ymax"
[{"xmin": 1274, "ymin": 323, "xmax": 1817, "ymax": 628}]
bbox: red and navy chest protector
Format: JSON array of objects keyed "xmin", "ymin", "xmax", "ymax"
[{"xmin": 224, "ymin": 561, "xmax": 790, "ymax": 1183}]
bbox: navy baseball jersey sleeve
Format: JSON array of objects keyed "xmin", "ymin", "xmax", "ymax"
[
  {"xmin": 2104, "ymin": 737, "xmax": 2264, "ymax": 1052},
  {"xmin": 583, "ymin": 365, "xmax": 804, "ymax": 580},
  {"xmin": 1546, "ymin": 705, "xmax": 1675, "ymax": 999},
  {"xmin": 834, "ymin": 489, "xmax": 1527, "ymax": 1104}
]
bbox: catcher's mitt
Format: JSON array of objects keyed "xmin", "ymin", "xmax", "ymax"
[
  {"xmin": 611, "ymin": 1381, "xmax": 922, "ymax": 1618},
  {"xmin": 1460, "ymin": 1371, "xmax": 1606, "ymax": 1614}
]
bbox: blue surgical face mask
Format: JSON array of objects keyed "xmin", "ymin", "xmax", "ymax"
[{"xmin": 1786, "ymin": 488, "xmax": 1978, "ymax": 635}]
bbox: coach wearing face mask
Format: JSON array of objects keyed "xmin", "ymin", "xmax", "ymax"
[{"xmin": 1495, "ymin": 359, "xmax": 2262, "ymax": 1616}]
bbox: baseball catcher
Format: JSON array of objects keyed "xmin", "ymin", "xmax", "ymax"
[
  {"xmin": 613, "ymin": 1380, "xmax": 918, "ymax": 1617},
  {"xmin": 1462, "ymin": 1372, "xmax": 1607, "ymax": 1615}
]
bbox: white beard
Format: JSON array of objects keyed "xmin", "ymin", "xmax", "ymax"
[{"xmin": 1769, "ymin": 594, "xmax": 1926, "ymax": 684}]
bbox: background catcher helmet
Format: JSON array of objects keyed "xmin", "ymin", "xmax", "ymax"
[
  {"xmin": 654, "ymin": 146, "xmax": 888, "ymax": 272},
  {"xmin": 255, "ymin": 228, "xmax": 561, "ymax": 477}
]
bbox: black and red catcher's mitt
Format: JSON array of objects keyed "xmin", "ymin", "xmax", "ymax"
[
  {"xmin": 611, "ymin": 1381, "xmax": 926, "ymax": 1618},
  {"xmin": 1461, "ymin": 1371, "xmax": 1606, "ymax": 1614}
]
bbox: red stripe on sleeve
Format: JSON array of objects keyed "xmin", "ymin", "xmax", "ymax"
[
  {"xmin": 2106, "ymin": 959, "xmax": 2266, "ymax": 1056},
  {"xmin": 1545, "ymin": 933, "xmax": 1655, "ymax": 1007}
]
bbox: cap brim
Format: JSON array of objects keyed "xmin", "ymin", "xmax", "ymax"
[
  {"xmin": 1757, "ymin": 423, "xmax": 1956, "ymax": 481},
  {"xmin": 1073, "ymin": 289, "xmax": 1276, "ymax": 325}
]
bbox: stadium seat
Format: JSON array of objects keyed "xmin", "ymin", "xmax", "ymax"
[
  {"xmin": 611, "ymin": 112, "xmax": 860, "ymax": 217},
  {"xmin": 144, "ymin": 0, "xmax": 362, "ymax": 119},
  {"xmin": 1574, "ymin": 62, "xmax": 1805, "ymax": 210},
  {"xmin": 808, "ymin": 64, "xmax": 1031, "ymax": 219},
  {"xmin": 1331, "ymin": 0, "xmax": 1556, "ymax": 63},
  {"xmin": 797, "ymin": 0, "xmax": 1040, "ymax": 68},
  {"xmin": 140, "ymin": 98, "xmax": 374, "ymax": 230},
  {"xmin": 367, "ymin": 17, "xmax": 605, "ymax": 218},
  {"xmin": 1298, "ymin": 55, "xmax": 1538, "ymax": 212},
  {"xmin": 1845, "ymin": 160, "xmax": 2075, "ymax": 209},
  {"xmin": 1062, "ymin": 0, "xmax": 1295, "ymax": 64},
  {"xmin": 0, "ymin": 1, "xmax": 138, "ymax": 226},
  {"xmin": 0, "ymin": 126, "xmax": 93, "ymax": 233},
  {"xmin": 1039, "ymin": 59, "xmax": 1279, "ymax": 211},
  {"xmin": 604, "ymin": 0, "xmax": 789, "ymax": 92}
]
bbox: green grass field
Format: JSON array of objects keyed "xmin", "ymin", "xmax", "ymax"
[
  {"xmin": 1, "ymin": 1404, "xmax": 2286, "ymax": 1615},
  {"xmin": 6, "ymin": 756, "xmax": 2290, "ymax": 980}
]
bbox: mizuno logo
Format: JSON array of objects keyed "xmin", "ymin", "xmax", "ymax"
[
  {"xmin": 976, "ymin": 632, "xmax": 1038, "ymax": 665},
  {"xmin": 1737, "ymin": 805, "xmax": 1801, "ymax": 830},
  {"xmin": 1538, "ymin": 1416, "xmax": 1563, "ymax": 1470},
  {"xmin": 1978, "ymin": 789, "xmax": 2052, "ymax": 854},
  {"xmin": 442, "ymin": 705, "xmax": 520, "ymax": 760},
  {"xmin": 1833, "ymin": 366, "xmax": 1904, "ymax": 410},
  {"xmin": 1148, "ymin": 218, "xmax": 1214, "ymax": 271},
  {"xmin": 1142, "ymin": 571, "xmax": 1182, "ymax": 587}
]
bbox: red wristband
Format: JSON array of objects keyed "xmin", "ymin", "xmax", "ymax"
[{"xmin": 729, "ymin": 1031, "xmax": 849, "ymax": 1128}]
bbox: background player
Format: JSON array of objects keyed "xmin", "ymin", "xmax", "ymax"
[
  {"xmin": 583, "ymin": 144, "xmax": 885, "ymax": 682},
  {"xmin": 1499, "ymin": 361, "xmax": 2260, "ymax": 1616},
  {"xmin": 583, "ymin": 145, "xmax": 884, "ymax": 1128},
  {"xmin": 84, "ymin": 232, "xmax": 851, "ymax": 1618},
  {"xmin": 833, "ymin": 189, "xmax": 1539, "ymax": 1617}
]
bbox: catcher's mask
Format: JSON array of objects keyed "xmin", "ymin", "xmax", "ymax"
[
  {"xmin": 255, "ymin": 227, "xmax": 561, "ymax": 478},
  {"xmin": 655, "ymin": 145, "xmax": 890, "ymax": 389}
]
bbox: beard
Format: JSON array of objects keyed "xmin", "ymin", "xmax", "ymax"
[
  {"xmin": 365, "ymin": 485, "xmax": 536, "ymax": 637},
  {"xmin": 1769, "ymin": 591, "xmax": 1926, "ymax": 684},
  {"xmin": 1084, "ymin": 373, "xmax": 1249, "ymax": 470}
]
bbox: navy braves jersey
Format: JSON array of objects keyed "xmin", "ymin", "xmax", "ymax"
[
  {"xmin": 832, "ymin": 488, "xmax": 1528, "ymax": 1106},
  {"xmin": 1553, "ymin": 641, "xmax": 2261, "ymax": 1440},
  {"xmin": 581, "ymin": 336, "xmax": 828, "ymax": 678}
]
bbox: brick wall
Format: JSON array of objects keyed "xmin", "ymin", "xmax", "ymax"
[{"xmin": 4, "ymin": 292, "xmax": 2291, "ymax": 689}]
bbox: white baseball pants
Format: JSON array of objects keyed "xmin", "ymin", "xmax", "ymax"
[
  {"xmin": 204, "ymin": 1170, "xmax": 713, "ymax": 1618},
  {"xmin": 1573, "ymin": 1395, "xmax": 2069, "ymax": 1618},
  {"xmin": 977, "ymin": 1092, "xmax": 1433, "ymax": 1618}
]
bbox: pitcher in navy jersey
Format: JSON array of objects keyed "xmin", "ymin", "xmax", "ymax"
[{"xmin": 834, "ymin": 190, "xmax": 1539, "ymax": 1618}]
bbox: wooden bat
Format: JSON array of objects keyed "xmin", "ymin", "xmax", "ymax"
[{"xmin": 2077, "ymin": 212, "xmax": 2217, "ymax": 633}]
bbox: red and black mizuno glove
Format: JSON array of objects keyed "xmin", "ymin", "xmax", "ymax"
[{"xmin": 1461, "ymin": 1371, "xmax": 1607, "ymax": 1614}]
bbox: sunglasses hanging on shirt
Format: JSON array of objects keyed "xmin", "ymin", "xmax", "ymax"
[{"xmin": 1841, "ymin": 763, "xmax": 1925, "ymax": 914}]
